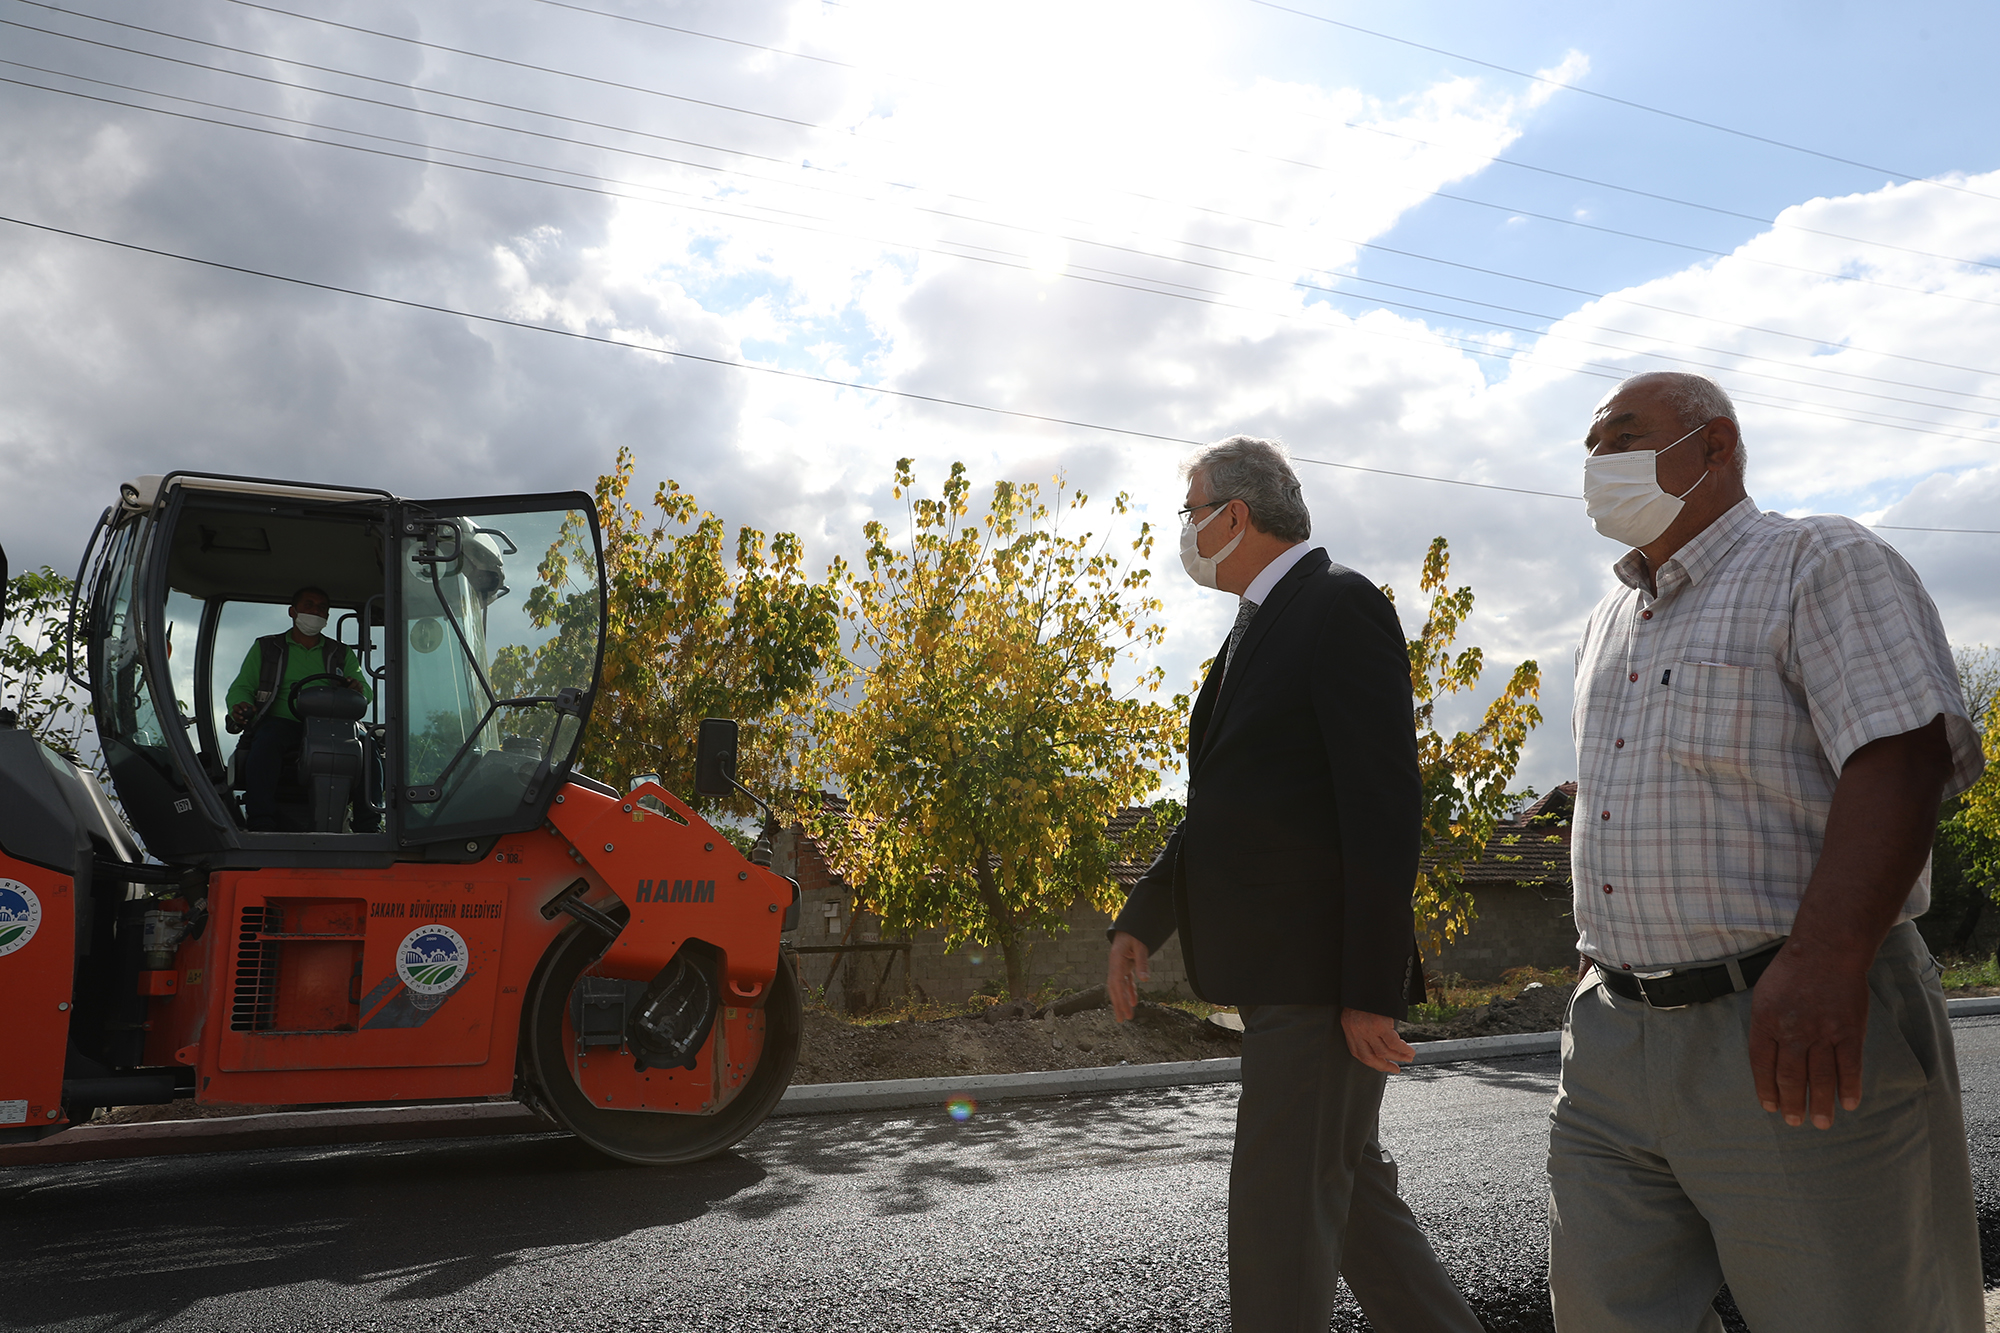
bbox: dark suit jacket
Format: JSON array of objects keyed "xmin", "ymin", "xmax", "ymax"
[{"xmin": 1111, "ymin": 547, "xmax": 1424, "ymax": 1015}]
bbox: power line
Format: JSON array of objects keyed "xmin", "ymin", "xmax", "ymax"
[
  {"xmin": 1245, "ymin": 135, "xmax": 2000, "ymax": 277},
  {"xmin": 38, "ymin": 0, "xmax": 2000, "ymax": 321},
  {"xmin": 212, "ymin": 0, "xmax": 818, "ymax": 126},
  {"xmin": 18, "ymin": 7, "xmax": 2000, "ymax": 345},
  {"xmin": 524, "ymin": 0, "xmax": 860, "ymax": 73},
  {"xmin": 13, "ymin": 62, "xmax": 1997, "ymax": 444},
  {"xmin": 10, "ymin": 18, "xmax": 1998, "ymax": 417},
  {"xmin": 1239, "ymin": 0, "xmax": 2000, "ymax": 205},
  {"xmin": 1, "ymin": 211, "xmax": 1992, "ymax": 535},
  {"xmin": 519, "ymin": 0, "xmax": 2000, "ymax": 277}
]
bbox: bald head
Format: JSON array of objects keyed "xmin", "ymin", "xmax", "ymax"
[{"xmin": 1594, "ymin": 372, "xmax": 1746, "ymax": 480}]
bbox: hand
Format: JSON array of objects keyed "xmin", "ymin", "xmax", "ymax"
[
  {"xmin": 1748, "ymin": 945, "xmax": 1871, "ymax": 1129},
  {"xmin": 1107, "ymin": 931, "xmax": 1150, "ymax": 1023},
  {"xmin": 343, "ymin": 675, "xmax": 364, "ymax": 692},
  {"xmin": 1341, "ymin": 1008, "xmax": 1416, "ymax": 1073},
  {"xmin": 229, "ymin": 701, "xmax": 253, "ymax": 727}
]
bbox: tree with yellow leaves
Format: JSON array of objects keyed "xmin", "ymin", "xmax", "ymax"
[
  {"xmin": 1940, "ymin": 649, "xmax": 1999, "ymax": 954},
  {"xmin": 1387, "ymin": 537, "xmax": 1544, "ymax": 956},
  {"xmin": 806, "ymin": 460, "xmax": 1186, "ymax": 1000},
  {"xmin": 495, "ymin": 447, "xmax": 842, "ymax": 810}
]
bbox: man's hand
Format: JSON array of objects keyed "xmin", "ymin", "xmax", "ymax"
[
  {"xmin": 1744, "ymin": 716, "xmax": 1951, "ymax": 1129},
  {"xmin": 343, "ymin": 675, "xmax": 364, "ymax": 692},
  {"xmin": 1107, "ymin": 931, "xmax": 1149, "ymax": 1023},
  {"xmin": 1342, "ymin": 1008, "xmax": 1416, "ymax": 1073},
  {"xmin": 1748, "ymin": 946, "xmax": 1870, "ymax": 1129},
  {"xmin": 228, "ymin": 701, "xmax": 253, "ymax": 727}
]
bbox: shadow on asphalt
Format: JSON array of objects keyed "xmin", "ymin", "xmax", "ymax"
[
  {"xmin": 0, "ymin": 1132, "xmax": 766, "ymax": 1326},
  {"xmin": 735, "ymin": 1084, "xmax": 1240, "ymax": 1222}
]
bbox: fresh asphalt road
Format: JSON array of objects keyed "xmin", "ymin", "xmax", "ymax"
[{"xmin": 4, "ymin": 1017, "xmax": 1996, "ymax": 1333}]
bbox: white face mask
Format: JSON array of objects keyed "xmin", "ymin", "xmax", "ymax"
[
  {"xmin": 1179, "ymin": 503, "xmax": 1244, "ymax": 590},
  {"xmin": 293, "ymin": 612, "xmax": 328, "ymax": 637},
  {"xmin": 1582, "ymin": 424, "xmax": 1709, "ymax": 548}
]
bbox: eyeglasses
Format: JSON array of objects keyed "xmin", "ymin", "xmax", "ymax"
[{"xmin": 1177, "ymin": 497, "xmax": 1238, "ymax": 525}]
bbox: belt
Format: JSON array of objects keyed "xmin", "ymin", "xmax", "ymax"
[{"xmin": 1593, "ymin": 941, "xmax": 1785, "ymax": 1009}]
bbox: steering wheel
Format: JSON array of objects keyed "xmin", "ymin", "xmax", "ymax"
[{"xmin": 287, "ymin": 671, "xmax": 359, "ymax": 717}]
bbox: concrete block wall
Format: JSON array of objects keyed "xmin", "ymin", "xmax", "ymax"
[
  {"xmin": 777, "ymin": 824, "xmax": 1591, "ymax": 1000},
  {"xmin": 1426, "ymin": 883, "xmax": 1580, "ymax": 980},
  {"xmin": 774, "ymin": 826, "xmax": 1194, "ymax": 1006}
]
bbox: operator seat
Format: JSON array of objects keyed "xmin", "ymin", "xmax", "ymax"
[{"xmin": 293, "ymin": 683, "xmax": 369, "ymax": 833}]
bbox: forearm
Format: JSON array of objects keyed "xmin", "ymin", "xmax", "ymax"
[
  {"xmin": 1784, "ymin": 715, "xmax": 1950, "ymax": 970},
  {"xmin": 1108, "ymin": 826, "xmax": 1181, "ymax": 950}
]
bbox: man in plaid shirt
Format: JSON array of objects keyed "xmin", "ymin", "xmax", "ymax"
[{"xmin": 1551, "ymin": 371, "xmax": 1986, "ymax": 1332}]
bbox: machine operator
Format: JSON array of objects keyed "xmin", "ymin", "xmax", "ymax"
[{"xmin": 225, "ymin": 586, "xmax": 376, "ymax": 832}]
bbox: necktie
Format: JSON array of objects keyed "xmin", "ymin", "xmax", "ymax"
[{"xmin": 1224, "ymin": 598, "xmax": 1259, "ymax": 680}]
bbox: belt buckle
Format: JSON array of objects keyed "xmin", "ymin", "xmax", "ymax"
[{"xmin": 1631, "ymin": 968, "xmax": 1690, "ymax": 1010}]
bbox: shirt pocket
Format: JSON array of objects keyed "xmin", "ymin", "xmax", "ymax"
[{"xmin": 1660, "ymin": 661, "xmax": 1792, "ymax": 782}]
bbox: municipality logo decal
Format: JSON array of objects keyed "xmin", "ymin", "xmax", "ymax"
[
  {"xmin": 0, "ymin": 880, "xmax": 43, "ymax": 958},
  {"xmin": 396, "ymin": 924, "xmax": 469, "ymax": 996}
]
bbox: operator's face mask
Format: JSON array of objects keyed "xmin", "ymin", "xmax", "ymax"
[
  {"xmin": 1180, "ymin": 503, "xmax": 1244, "ymax": 590},
  {"xmin": 293, "ymin": 611, "xmax": 329, "ymax": 637},
  {"xmin": 1583, "ymin": 422, "xmax": 1710, "ymax": 548}
]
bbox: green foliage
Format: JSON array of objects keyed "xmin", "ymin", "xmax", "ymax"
[
  {"xmin": 497, "ymin": 447, "xmax": 842, "ymax": 810},
  {"xmin": 1940, "ymin": 953, "xmax": 2000, "ymax": 992},
  {"xmin": 1, "ymin": 565, "xmax": 89, "ymax": 755},
  {"xmin": 806, "ymin": 460, "xmax": 1187, "ymax": 1000},
  {"xmin": 1939, "ymin": 687, "xmax": 2000, "ymax": 954},
  {"xmin": 1384, "ymin": 538, "xmax": 1544, "ymax": 955}
]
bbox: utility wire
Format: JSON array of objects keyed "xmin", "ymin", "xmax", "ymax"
[
  {"xmin": 521, "ymin": 0, "xmax": 2000, "ymax": 275},
  {"xmin": 17, "ymin": 7, "xmax": 2000, "ymax": 338},
  {"xmin": 8, "ymin": 60, "xmax": 1996, "ymax": 445},
  {"xmin": 11, "ymin": 64, "xmax": 1997, "ymax": 443},
  {"xmin": 1240, "ymin": 0, "xmax": 2000, "ymax": 204},
  {"xmin": 1, "ymin": 211, "xmax": 1992, "ymax": 535},
  {"xmin": 26, "ymin": 54, "xmax": 2000, "ymax": 423},
  {"xmin": 210, "ymin": 0, "xmax": 819, "ymax": 126},
  {"xmin": 525, "ymin": 0, "xmax": 860, "ymax": 73},
  {"xmin": 9, "ymin": 27, "xmax": 1998, "ymax": 420}
]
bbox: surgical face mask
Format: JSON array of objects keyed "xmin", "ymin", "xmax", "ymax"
[
  {"xmin": 293, "ymin": 612, "xmax": 328, "ymax": 637},
  {"xmin": 1582, "ymin": 424, "xmax": 1710, "ymax": 548},
  {"xmin": 1179, "ymin": 503, "xmax": 1244, "ymax": 590}
]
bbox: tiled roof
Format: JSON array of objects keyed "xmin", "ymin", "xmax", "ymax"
[{"xmin": 1445, "ymin": 832, "xmax": 1572, "ymax": 887}]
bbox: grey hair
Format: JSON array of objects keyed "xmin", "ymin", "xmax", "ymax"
[
  {"xmin": 1182, "ymin": 435, "xmax": 1311, "ymax": 542},
  {"xmin": 1609, "ymin": 371, "xmax": 1747, "ymax": 479}
]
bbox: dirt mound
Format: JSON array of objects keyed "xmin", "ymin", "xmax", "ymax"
[
  {"xmin": 794, "ymin": 997, "xmax": 1238, "ymax": 1085},
  {"xmin": 1398, "ymin": 980, "xmax": 1572, "ymax": 1043}
]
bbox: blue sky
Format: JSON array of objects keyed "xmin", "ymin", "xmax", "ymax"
[{"xmin": 1, "ymin": 0, "xmax": 1995, "ymax": 798}]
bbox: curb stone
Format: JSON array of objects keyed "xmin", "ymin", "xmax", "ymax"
[{"xmin": 6, "ymin": 1000, "xmax": 1996, "ymax": 1166}]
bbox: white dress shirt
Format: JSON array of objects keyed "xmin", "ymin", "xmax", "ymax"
[{"xmin": 1241, "ymin": 540, "xmax": 1313, "ymax": 608}]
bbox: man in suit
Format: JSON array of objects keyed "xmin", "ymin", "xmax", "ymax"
[{"xmin": 1107, "ymin": 436, "xmax": 1480, "ymax": 1333}]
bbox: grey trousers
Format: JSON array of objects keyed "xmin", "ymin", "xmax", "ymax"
[
  {"xmin": 1548, "ymin": 922, "xmax": 1983, "ymax": 1333},
  {"xmin": 1230, "ymin": 1003, "xmax": 1483, "ymax": 1333}
]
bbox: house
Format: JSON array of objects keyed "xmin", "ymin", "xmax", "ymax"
[{"xmin": 1423, "ymin": 783, "xmax": 1580, "ymax": 980}]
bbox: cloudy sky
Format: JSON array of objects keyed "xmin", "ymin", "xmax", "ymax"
[{"xmin": 3, "ymin": 0, "xmax": 1997, "ymax": 797}]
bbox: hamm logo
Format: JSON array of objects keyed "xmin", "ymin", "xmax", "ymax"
[{"xmin": 636, "ymin": 879, "xmax": 714, "ymax": 904}]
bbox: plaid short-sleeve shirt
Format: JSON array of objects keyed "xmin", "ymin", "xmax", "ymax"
[{"xmin": 1571, "ymin": 496, "xmax": 1985, "ymax": 970}]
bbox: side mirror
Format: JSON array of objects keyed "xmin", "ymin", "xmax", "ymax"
[{"xmin": 693, "ymin": 718, "xmax": 739, "ymax": 797}]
